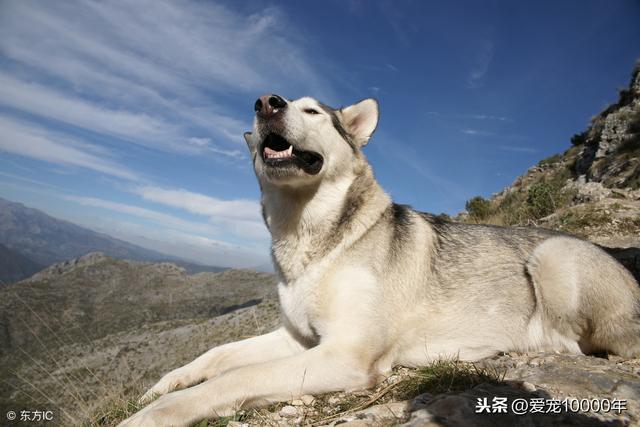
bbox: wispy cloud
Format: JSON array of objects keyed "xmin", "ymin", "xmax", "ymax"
[
  {"xmin": 131, "ymin": 185, "xmax": 269, "ymax": 240},
  {"xmin": 498, "ymin": 145, "xmax": 537, "ymax": 153},
  {"xmin": 187, "ymin": 137, "xmax": 244, "ymax": 159},
  {"xmin": 65, "ymin": 195, "xmax": 219, "ymax": 236},
  {"xmin": 461, "ymin": 128, "xmax": 530, "ymax": 142},
  {"xmin": 96, "ymin": 219, "xmax": 269, "ymax": 268},
  {"xmin": 0, "ymin": 115, "xmax": 139, "ymax": 181},
  {"xmin": 0, "ymin": 170, "xmax": 72, "ymax": 192},
  {"xmin": 425, "ymin": 111, "xmax": 512, "ymax": 122},
  {"xmin": 461, "ymin": 129, "xmax": 495, "ymax": 136},
  {"xmin": 132, "ymin": 185, "xmax": 262, "ymax": 222},
  {"xmin": 0, "ymin": 73, "xmax": 183, "ymax": 151},
  {"xmin": 467, "ymin": 40, "xmax": 494, "ymax": 88},
  {"xmin": 375, "ymin": 135, "xmax": 470, "ymax": 200},
  {"xmin": 1, "ymin": 180, "xmax": 269, "ymax": 267},
  {"xmin": 0, "ymin": 1, "xmax": 337, "ymax": 160},
  {"xmin": 467, "ymin": 114, "xmax": 510, "ymax": 122},
  {"xmin": 63, "ymin": 210, "xmax": 269, "ymax": 268}
]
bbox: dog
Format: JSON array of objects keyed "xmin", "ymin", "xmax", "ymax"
[{"xmin": 120, "ymin": 94, "xmax": 640, "ymax": 426}]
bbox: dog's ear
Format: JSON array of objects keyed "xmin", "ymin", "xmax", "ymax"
[
  {"xmin": 339, "ymin": 98, "xmax": 379, "ymax": 147},
  {"xmin": 244, "ymin": 132, "xmax": 256, "ymax": 154}
]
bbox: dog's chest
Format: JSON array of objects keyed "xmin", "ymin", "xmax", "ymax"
[{"xmin": 278, "ymin": 278, "xmax": 324, "ymax": 341}]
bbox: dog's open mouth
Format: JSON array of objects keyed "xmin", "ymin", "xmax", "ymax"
[{"xmin": 261, "ymin": 133, "xmax": 323, "ymax": 175}]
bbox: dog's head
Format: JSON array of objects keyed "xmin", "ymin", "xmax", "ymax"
[{"xmin": 244, "ymin": 94, "xmax": 378, "ymax": 186}]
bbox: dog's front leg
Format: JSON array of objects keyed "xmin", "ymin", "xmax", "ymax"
[
  {"xmin": 140, "ymin": 327, "xmax": 306, "ymax": 402},
  {"xmin": 120, "ymin": 344, "xmax": 375, "ymax": 427}
]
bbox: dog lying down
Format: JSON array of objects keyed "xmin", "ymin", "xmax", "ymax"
[{"xmin": 119, "ymin": 94, "xmax": 640, "ymax": 426}]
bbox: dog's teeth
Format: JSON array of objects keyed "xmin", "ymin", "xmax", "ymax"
[{"xmin": 286, "ymin": 146, "xmax": 293, "ymax": 156}]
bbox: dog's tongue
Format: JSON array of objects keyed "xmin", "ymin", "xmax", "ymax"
[{"xmin": 264, "ymin": 145, "xmax": 293, "ymax": 159}]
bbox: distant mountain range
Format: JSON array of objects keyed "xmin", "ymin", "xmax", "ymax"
[
  {"xmin": 0, "ymin": 197, "xmax": 226, "ymax": 283},
  {"xmin": 0, "ymin": 252, "xmax": 278, "ymax": 419},
  {"xmin": 0, "ymin": 243, "xmax": 43, "ymax": 285}
]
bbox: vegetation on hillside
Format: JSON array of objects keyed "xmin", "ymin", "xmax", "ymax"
[{"xmin": 463, "ymin": 62, "xmax": 640, "ymax": 228}]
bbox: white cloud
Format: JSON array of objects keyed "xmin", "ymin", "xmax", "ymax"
[
  {"xmin": 461, "ymin": 129, "xmax": 495, "ymax": 136},
  {"xmin": 186, "ymin": 137, "xmax": 244, "ymax": 159},
  {"xmin": 188, "ymin": 137, "xmax": 211, "ymax": 147},
  {"xmin": 130, "ymin": 185, "xmax": 269, "ymax": 241},
  {"xmin": 0, "ymin": 115, "xmax": 139, "ymax": 181},
  {"xmin": 425, "ymin": 111, "xmax": 512, "ymax": 122},
  {"xmin": 132, "ymin": 185, "xmax": 263, "ymax": 223},
  {"xmin": 467, "ymin": 40, "xmax": 494, "ymax": 88},
  {"xmin": 105, "ymin": 223, "xmax": 270, "ymax": 268},
  {"xmin": 64, "ymin": 195, "xmax": 219, "ymax": 236},
  {"xmin": 0, "ymin": 170, "xmax": 72, "ymax": 192},
  {"xmin": 498, "ymin": 145, "xmax": 537, "ymax": 153},
  {"xmin": 0, "ymin": 1, "xmax": 337, "ymax": 156},
  {"xmin": 59, "ymin": 211, "xmax": 269, "ymax": 268},
  {"xmin": 375, "ymin": 135, "xmax": 470, "ymax": 200},
  {"xmin": 0, "ymin": 73, "xmax": 183, "ymax": 151},
  {"xmin": 469, "ymin": 114, "xmax": 511, "ymax": 122},
  {"xmin": 208, "ymin": 146, "xmax": 245, "ymax": 159},
  {"xmin": 0, "ymin": 183, "xmax": 269, "ymax": 267}
]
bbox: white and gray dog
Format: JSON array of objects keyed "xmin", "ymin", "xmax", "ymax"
[{"xmin": 121, "ymin": 94, "xmax": 640, "ymax": 426}]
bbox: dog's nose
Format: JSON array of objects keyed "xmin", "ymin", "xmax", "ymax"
[{"xmin": 254, "ymin": 94, "xmax": 287, "ymax": 117}]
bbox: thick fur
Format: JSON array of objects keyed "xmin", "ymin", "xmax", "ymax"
[{"xmin": 120, "ymin": 96, "xmax": 640, "ymax": 426}]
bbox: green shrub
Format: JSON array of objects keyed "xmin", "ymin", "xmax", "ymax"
[
  {"xmin": 465, "ymin": 196, "xmax": 492, "ymax": 220},
  {"xmin": 526, "ymin": 181, "xmax": 556, "ymax": 219},
  {"xmin": 570, "ymin": 132, "xmax": 586, "ymax": 146}
]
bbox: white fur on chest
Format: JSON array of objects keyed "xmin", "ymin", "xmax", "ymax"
[
  {"xmin": 278, "ymin": 261, "xmax": 382, "ymax": 348},
  {"xmin": 278, "ymin": 278, "xmax": 318, "ymax": 340}
]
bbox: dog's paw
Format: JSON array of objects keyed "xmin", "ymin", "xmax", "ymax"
[{"xmin": 139, "ymin": 367, "xmax": 195, "ymax": 404}]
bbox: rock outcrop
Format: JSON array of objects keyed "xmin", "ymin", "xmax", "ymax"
[{"xmin": 574, "ymin": 63, "xmax": 640, "ymax": 189}]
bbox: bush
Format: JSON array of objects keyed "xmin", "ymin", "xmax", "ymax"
[
  {"xmin": 570, "ymin": 132, "xmax": 586, "ymax": 146},
  {"xmin": 526, "ymin": 181, "xmax": 556, "ymax": 219},
  {"xmin": 465, "ymin": 196, "xmax": 492, "ymax": 220}
]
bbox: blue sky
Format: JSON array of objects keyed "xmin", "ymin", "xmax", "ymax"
[{"xmin": 0, "ymin": 1, "xmax": 639, "ymax": 268}]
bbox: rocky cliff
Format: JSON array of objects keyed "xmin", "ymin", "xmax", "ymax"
[{"xmin": 573, "ymin": 63, "xmax": 640, "ymax": 189}]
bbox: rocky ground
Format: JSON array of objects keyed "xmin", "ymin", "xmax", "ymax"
[{"xmin": 162, "ymin": 352, "xmax": 639, "ymax": 427}]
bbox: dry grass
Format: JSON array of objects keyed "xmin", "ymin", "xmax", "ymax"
[
  {"xmin": 84, "ymin": 391, "xmax": 147, "ymax": 427},
  {"xmin": 389, "ymin": 359, "xmax": 505, "ymax": 401}
]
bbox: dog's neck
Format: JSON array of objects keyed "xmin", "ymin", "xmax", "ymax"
[{"xmin": 261, "ymin": 163, "xmax": 391, "ymax": 281}]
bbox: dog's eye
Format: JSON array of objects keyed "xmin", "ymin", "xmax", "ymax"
[{"xmin": 304, "ymin": 108, "xmax": 320, "ymax": 115}]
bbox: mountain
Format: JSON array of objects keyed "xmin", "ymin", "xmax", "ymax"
[
  {"xmin": 0, "ymin": 252, "xmax": 278, "ymax": 422},
  {"xmin": 0, "ymin": 243, "xmax": 42, "ymax": 286},
  {"xmin": 0, "ymin": 197, "xmax": 225, "ymax": 281}
]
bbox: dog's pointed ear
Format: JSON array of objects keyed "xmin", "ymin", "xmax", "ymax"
[
  {"xmin": 244, "ymin": 132, "xmax": 256, "ymax": 154},
  {"xmin": 339, "ymin": 98, "xmax": 379, "ymax": 147}
]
